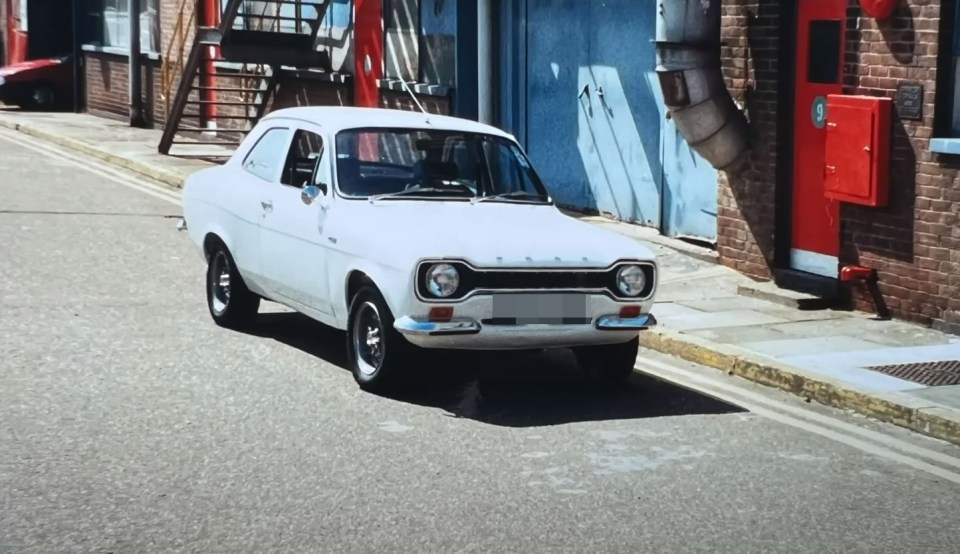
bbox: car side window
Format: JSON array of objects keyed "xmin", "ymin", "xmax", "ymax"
[
  {"xmin": 242, "ymin": 127, "xmax": 290, "ymax": 181},
  {"xmin": 281, "ymin": 129, "xmax": 324, "ymax": 188}
]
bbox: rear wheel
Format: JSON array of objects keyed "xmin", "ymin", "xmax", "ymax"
[
  {"xmin": 205, "ymin": 243, "xmax": 260, "ymax": 329},
  {"xmin": 572, "ymin": 336, "xmax": 639, "ymax": 385},
  {"xmin": 346, "ymin": 285, "xmax": 412, "ymax": 392}
]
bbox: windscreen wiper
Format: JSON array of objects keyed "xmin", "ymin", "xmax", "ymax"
[
  {"xmin": 369, "ymin": 186, "xmax": 448, "ymax": 201},
  {"xmin": 471, "ymin": 191, "xmax": 549, "ymax": 204}
]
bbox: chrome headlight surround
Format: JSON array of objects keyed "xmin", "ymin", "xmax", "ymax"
[
  {"xmin": 424, "ymin": 263, "xmax": 460, "ymax": 298},
  {"xmin": 616, "ymin": 264, "xmax": 647, "ymax": 297}
]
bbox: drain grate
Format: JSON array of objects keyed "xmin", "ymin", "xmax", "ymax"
[{"xmin": 865, "ymin": 360, "xmax": 960, "ymax": 387}]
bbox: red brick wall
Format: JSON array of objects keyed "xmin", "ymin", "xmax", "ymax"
[
  {"xmin": 379, "ymin": 89, "xmax": 451, "ymax": 114},
  {"xmin": 717, "ymin": 1, "xmax": 782, "ymax": 280},
  {"xmin": 271, "ymin": 78, "xmax": 352, "ymax": 110},
  {"xmin": 717, "ymin": 0, "xmax": 960, "ymax": 332},
  {"xmin": 838, "ymin": 0, "xmax": 960, "ymax": 331},
  {"xmin": 83, "ymin": 52, "xmax": 164, "ymax": 125}
]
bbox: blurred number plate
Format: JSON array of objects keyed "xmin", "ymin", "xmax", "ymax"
[{"xmin": 492, "ymin": 293, "xmax": 589, "ymax": 324}]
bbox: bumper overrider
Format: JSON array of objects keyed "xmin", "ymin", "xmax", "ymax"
[{"xmin": 393, "ymin": 258, "xmax": 658, "ymax": 349}]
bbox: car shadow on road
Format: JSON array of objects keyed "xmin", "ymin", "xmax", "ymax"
[{"xmin": 247, "ymin": 311, "xmax": 746, "ymax": 427}]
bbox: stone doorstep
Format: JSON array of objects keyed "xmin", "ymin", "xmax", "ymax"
[{"xmin": 638, "ymin": 329, "xmax": 960, "ymax": 448}]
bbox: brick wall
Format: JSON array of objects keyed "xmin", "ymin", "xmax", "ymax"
[
  {"xmin": 838, "ymin": 0, "xmax": 960, "ymax": 331},
  {"xmin": 716, "ymin": 0, "xmax": 960, "ymax": 332},
  {"xmin": 716, "ymin": 0, "xmax": 782, "ymax": 280},
  {"xmin": 379, "ymin": 89, "xmax": 451, "ymax": 114},
  {"xmin": 84, "ymin": 52, "xmax": 164, "ymax": 125},
  {"xmin": 271, "ymin": 77, "xmax": 352, "ymax": 110}
]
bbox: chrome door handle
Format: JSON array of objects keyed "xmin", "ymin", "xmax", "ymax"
[{"xmin": 261, "ymin": 201, "xmax": 273, "ymax": 212}]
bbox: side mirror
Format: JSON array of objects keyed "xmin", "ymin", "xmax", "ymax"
[
  {"xmin": 301, "ymin": 184, "xmax": 321, "ymax": 205},
  {"xmin": 300, "ymin": 182, "xmax": 329, "ymax": 206}
]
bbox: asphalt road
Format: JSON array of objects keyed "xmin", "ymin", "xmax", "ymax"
[{"xmin": 2, "ymin": 128, "xmax": 960, "ymax": 554}]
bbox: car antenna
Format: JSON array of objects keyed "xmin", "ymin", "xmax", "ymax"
[{"xmin": 400, "ymin": 79, "xmax": 428, "ymax": 115}]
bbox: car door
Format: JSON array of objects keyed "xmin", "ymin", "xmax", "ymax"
[
  {"xmin": 258, "ymin": 124, "xmax": 334, "ymax": 316},
  {"xmin": 234, "ymin": 124, "xmax": 293, "ymax": 293}
]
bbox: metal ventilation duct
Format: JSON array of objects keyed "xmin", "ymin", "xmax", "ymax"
[{"xmin": 654, "ymin": 0, "xmax": 749, "ymax": 170}]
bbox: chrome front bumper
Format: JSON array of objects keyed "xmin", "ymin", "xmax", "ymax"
[
  {"xmin": 393, "ymin": 316, "xmax": 482, "ymax": 336},
  {"xmin": 596, "ymin": 312, "xmax": 658, "ymax": 330},
  {"xmin": 393, "ymin": 312, "xmax": 657, "ymax": 350}
]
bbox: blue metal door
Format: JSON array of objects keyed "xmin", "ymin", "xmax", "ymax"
[
  {"xmin": 659, "ymin": 92, "xmax": 720, "ymax": 242},
  {"xmin": 501, "ymin": 0, "xmax": 719, "ymax": 242},
  {"xmin": 524, "ymin": 0, "xmax": 595, "ymax": 210},
  {"xmin": 583, "ymin": 0, "xmax": 662, "ymax": 228}
]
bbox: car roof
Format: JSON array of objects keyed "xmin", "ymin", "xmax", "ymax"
[{"xmin": 260, "ymin": 106, "xmax": 515, "ymax": 140}]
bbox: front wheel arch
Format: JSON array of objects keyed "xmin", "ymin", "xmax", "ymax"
[{"xmin": 345, "ymin": 270, "xmax": 374, "ymax": 313}]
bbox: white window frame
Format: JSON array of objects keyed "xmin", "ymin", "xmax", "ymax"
[{"xmin": 95, "ymin": 0, "xmax": 160, "ymax": 54}]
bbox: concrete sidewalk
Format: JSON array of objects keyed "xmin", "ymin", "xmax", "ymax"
[{"xmin": 2, "ymin": 108, "xmax": 959, "ymax": 446}]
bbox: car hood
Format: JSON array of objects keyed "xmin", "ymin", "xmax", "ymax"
[{"xmin": 351, "ymin": 201, "xmax": 655, "ymax": 268}]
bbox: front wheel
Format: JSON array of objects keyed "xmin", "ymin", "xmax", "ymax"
[
  {"xmin": 572, "ymin": 336, "xmax": 639, "ymax": 385},
  {"xmin": 346, "ymin": 285, "xmax": 413, "ymax": 393}
]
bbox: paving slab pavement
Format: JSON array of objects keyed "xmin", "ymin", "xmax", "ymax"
[{"xmin": 2, "ymin": 107, "xmax": 959, "ymax": 446}]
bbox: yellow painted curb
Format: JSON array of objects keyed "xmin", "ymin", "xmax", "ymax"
[
  {"xmin": 640, "ymin": 329, "xmax": 960, "ymax": 447},
  {"xmin": 0, "ymin": 119, "xmax": 186, "ymax": 189}
]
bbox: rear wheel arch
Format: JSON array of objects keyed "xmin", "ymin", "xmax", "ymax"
[{"xmin": 203, "ymin": 233, "xmax": 226, "ymax": 262}]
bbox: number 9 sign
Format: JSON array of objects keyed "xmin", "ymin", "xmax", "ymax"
[{"xmin": 811, "ymin": 96, "xmax": 828, "ymax": 129}]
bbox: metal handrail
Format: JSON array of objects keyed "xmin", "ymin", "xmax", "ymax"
[{"xmin": 159, "ymin": 0, "xmax": 198, "ymax": 118}]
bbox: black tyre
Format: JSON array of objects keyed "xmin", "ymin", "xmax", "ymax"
[
  {"xmin": 205, "ymin": 242, "xmax": 260, "ymax": 329},
  {"xmin": 26, "ymin": 83, "xmax": 56, "ymax": 110},
  {"xmin": 346, "ymin": 285, "xmax": 412, "ymax": 392},
  {"xmin": 572, "ymin": 335, "xmax": 639, "ymax": 385}
]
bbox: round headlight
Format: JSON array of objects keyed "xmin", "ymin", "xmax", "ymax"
[
  {"xmin": 616, "ymin": 265, "xmax": 646, "ymax": 297},
  {"xmin": 425, "ymin": 263, "xmax": 460, "ymax": 297}
]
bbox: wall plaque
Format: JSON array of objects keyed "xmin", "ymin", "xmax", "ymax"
[{"xmin": 895, "ymin": 83, "xmax": 923, "ymax": 121}]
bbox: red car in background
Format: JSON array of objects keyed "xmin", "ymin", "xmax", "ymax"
[
  {"xmin": 0, "ymin": 53, "xmax": 74, "ymax": 110},
  {"xmin": 2, "ymin": 0, "xmax": 77, "ymax": 110}
]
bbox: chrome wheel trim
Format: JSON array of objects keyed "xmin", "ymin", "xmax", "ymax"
[
  {"xmin": 210, "ymin": 251, "xmax": 231, "ymax": 315},
  {"xmin": 352, "ymin": 300, "xmax": 385, "ymax": 377}
]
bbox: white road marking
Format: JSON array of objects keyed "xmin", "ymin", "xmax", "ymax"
[
  {"xmin": 0, "ymin": 127, "xmax": 183, "ymax": 207},
  {"xmin": 636, "ymin": 357, "xmax": 960, "ymax": 484}
]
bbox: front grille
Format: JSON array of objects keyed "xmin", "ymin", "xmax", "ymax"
[{"xmin": 415, "ymin": 259, "xmax": 656, "ymax": 301}]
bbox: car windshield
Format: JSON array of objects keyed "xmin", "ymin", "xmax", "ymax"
[{"xmin": 333, "ymin": 127, "xmax": 551, "ymax": 203}]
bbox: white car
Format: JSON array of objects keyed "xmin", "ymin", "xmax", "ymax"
[{"xmin": 181, "ymin": 106, "xmax": 658, "ymax": 392}]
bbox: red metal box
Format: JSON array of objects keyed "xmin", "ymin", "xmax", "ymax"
[{"xmin": 823, "ymin": 94, "xmax": 892, "ymax": 207}]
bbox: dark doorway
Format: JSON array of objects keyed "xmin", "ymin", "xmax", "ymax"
[{"xmin": 26, "ymin": 0, "xmax": 74, "ymax": 58}]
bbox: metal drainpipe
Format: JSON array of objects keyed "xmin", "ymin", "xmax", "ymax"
[
  {"xmin": 129, "ymin": 0, "xmax": 145, "ymax": 127},
  {"xmin": 477, "ymin": 0, "xmax": 493, "ymax": 124},
  {"xmin": 654, "ymin": 0, "xmax": 749, "ymax": 170}
]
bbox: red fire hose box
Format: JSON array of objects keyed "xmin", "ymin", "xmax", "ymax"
[{"xmin": 823, "ymin": 94, "xmax": 892, "ymax": 208}]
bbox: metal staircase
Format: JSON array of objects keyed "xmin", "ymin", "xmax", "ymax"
[{"xmin": 159, "ymin": 0, "xmax": 332, "ymax": 157}]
